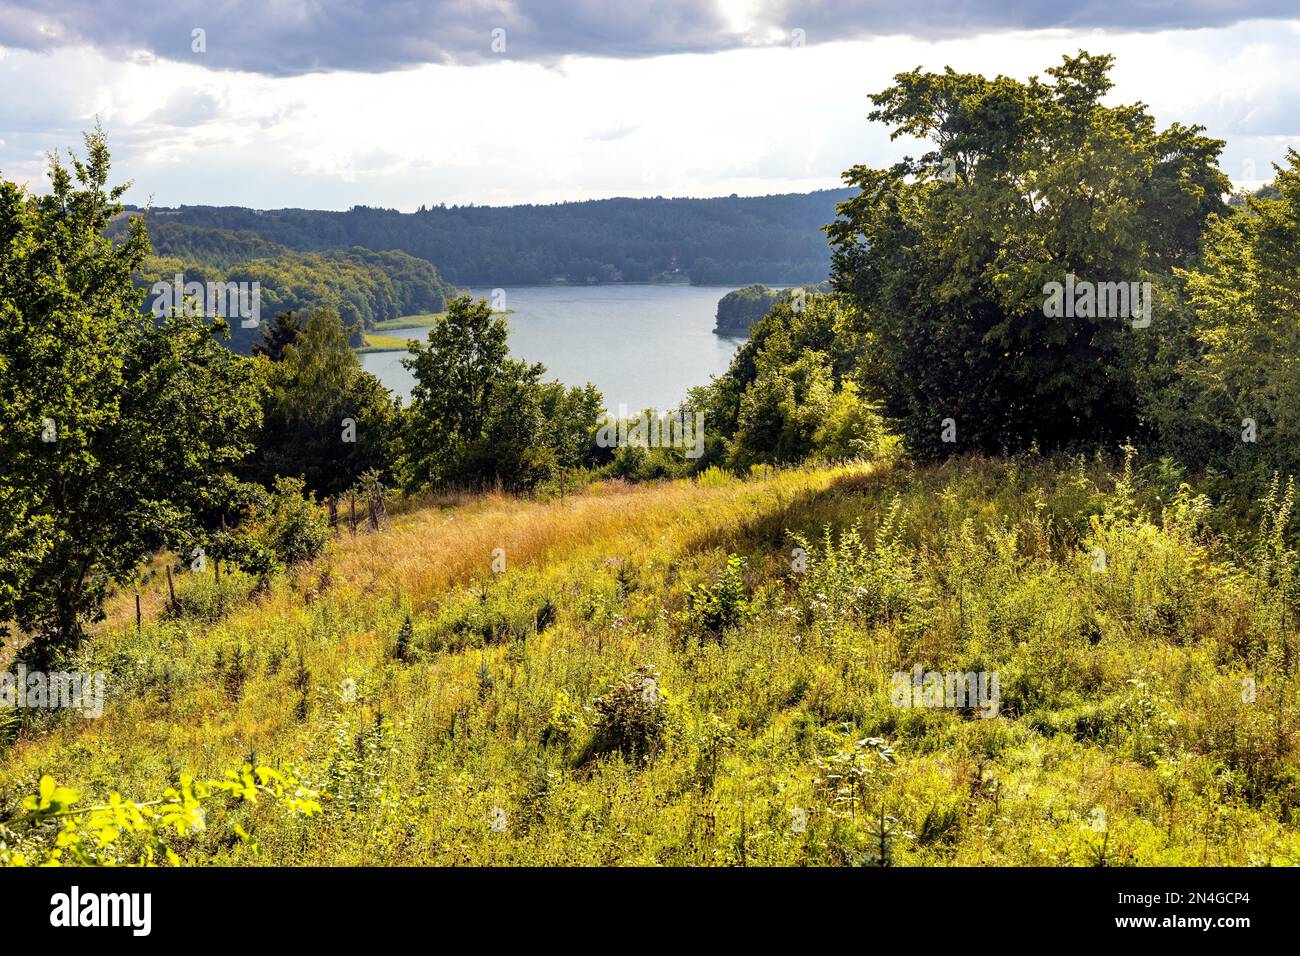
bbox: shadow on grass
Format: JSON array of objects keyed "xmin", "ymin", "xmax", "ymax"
[{"xmin": 680, "ymin": 461, "xmax": 918, "ymax": 557}]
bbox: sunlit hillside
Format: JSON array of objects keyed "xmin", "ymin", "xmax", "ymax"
[{"xmin": 3, "ymin": 456, "xmax": 1297, "ymax": 866}]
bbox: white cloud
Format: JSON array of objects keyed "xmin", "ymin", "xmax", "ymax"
[{"xmin": 2, "ymin": 19, "xmax": 1298, "ymax": 207}]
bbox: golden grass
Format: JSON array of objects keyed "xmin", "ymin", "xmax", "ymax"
[
  {"xmin": 330, "ymin": 465, "xmax": 862, "ymax": 605},
  {"xmin": 5, "ymin": 456, "xmax": 1299, "ymax": 866},
  {"xmin": 356, "ymin": 331, "xmax": 419, "ymax": 353},
  {"xmin": 26, "ymin": 462, "xmax": 869, "ymax": 777}
]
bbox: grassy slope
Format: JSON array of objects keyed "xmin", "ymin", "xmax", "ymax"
[{"xmin": 2, "ymin": 457, "xmax": 1298, "ymax": 865}]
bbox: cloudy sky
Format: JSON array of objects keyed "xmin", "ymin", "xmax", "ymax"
[{"xmin": 1, "ymin": 1, "xmax": 1297, "ymax": 209}]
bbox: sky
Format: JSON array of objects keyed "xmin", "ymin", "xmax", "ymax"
[{"xmin": 1, "ymin": 1, "xmax": 1297, "ymax": 210}]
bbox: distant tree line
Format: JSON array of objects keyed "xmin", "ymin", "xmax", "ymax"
[{"xmin": 114, "ymin": 190, "xmax": 852, "ymax": 287}]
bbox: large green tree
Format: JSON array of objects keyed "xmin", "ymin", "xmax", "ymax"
[
  {"xmin": 0, "ymin": 131, "xmax": 262, "ymax": 663},
  {"xmin": 248, "ymin": 308, "xmax": 398, "ymax": 497},
  {"xmin": 1141, "ymin": 150, "xmax": 1300, "ymax": 483},
  {"xmin": 401, "ymin": 295, "xmax": 603, "ymax": 490},
  {"xmin": 828, "ymin": 52, "xmax": 1230, "ymax": 458}
]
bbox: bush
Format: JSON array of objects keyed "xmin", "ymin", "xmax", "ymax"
[
  {"xmin": 582, "ymin": 665, "xmax": 670, "ymax": 763},
  {"xmin": 812, "ymin": 381, "xmax": 892, "ymax": 462},
  {"xmin": 604, "ymin": 443, "xmax": 693, "ymax": 482},
  {"xmin": 394, "ymin": 612, "xmax": 414, "ymax": 662},
  {"xmin": 258, "ymin": 477, "xmax": 330, "ymax": 566},
  {"xmin": 541, "ymin": 690, "xmax": 587, "ymax": 753},
  {"xmin": 695, "ymin": 466, "xmax": 736, "ymax": 487},
  {"xmin": 681, "ymin": 554, "xmax": 750, "ymax": 639},
  {"xmin": 790, "ymin": 497, "xmax": 920, "ymax": 627},
  {"xmin": 165, "ymin": 569, "xmax": 256, "ymax": 622},
  {"xmin": 1, "ymin": 767, "xmax": 321, "ymax": 866},
  {"xmin": 429, "ymin": 578, "xmax": 559, "ymax": 651}
]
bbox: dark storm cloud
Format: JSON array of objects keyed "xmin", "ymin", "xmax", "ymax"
[
  {"xmin": 755, "ymin": 0, "xmax": 1300, "ymax": 41},
  {"xmin": 0, "ymin": 1, "xmax": 1292, "ymax": 75}
]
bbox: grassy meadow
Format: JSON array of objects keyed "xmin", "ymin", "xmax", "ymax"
[
  {"xmin": 373, "ymin": 313, "xmax": 448, "ymax": 331},
  {"xmin": 357, "ymin": 331, "xmax": 423, "ymax": 353},
  {"xmin": 2, "ymin": 453, "xmax": 1299, "ymax": 865},
  {"xmin": 356, "ymin": 313, "xmax": 450, "ymax": 352}
]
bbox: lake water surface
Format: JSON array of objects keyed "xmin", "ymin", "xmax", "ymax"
[{"xmin": 360, "ymin": 284, "xmax": 748, "ymax": 412}]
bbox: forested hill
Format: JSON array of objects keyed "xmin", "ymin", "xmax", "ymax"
[
  {"xmin": 132, "ymin": 246, "xmax": 457, "ymax": 353},
  {"xmin": 119, "ymin": 189, "xmax": 853, "ymax": 286}
]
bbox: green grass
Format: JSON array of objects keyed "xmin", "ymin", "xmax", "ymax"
[
  {"xmin": 3, "ymin": 455, "xmax": 1299, "ymax": 865},
  {"xmin": 358, "ymin": 308, "xmax": 516, "ymax": 351},
  {"xmin": 356, "ymin": 331, "xmax": 420, "ymax": 353},
  {"xmin": 373, "ymin": 313, "xmax": 445, "ymax": 332},
  {"xmin": 357, "ymin": 312, "xmax": 456, "ymax": 351}
]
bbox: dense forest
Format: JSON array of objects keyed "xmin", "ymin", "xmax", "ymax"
[
  {"xmin": 113, "ymin": 190, "xmax": 852, "ymax": 287},
  {"xmin": 131, "ymin": 241, "xmax": 457, "ymax": 353}
]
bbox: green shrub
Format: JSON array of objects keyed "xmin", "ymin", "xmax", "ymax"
[
  {"xmin": 394, "ymin": 612, "xmax": 414, "ymax": 662},
  {"xmin": 541, "ymin": 690, "xmax": 587, "ymax": 753},
  {"xmin": 258, "ymin": 476, "xmax": 331, "ymax": 567},
  {"xmin": 790, "ymin": 496, "xmax": 920, "ymax": 627},
  {"xmin": 430, "ymin": 579, "xmax": 558, "ymax": 650},
  {"xmin": 681, "ymin": 554, "xmax": 750, "ymax": 640},
  {"xmin": 165, "ymin": 570, "xmax": 256, "ymax": 622},
  {"xmin": 582, "ymin": 665, "xmax": 670, "ymax": 763},
  {"xmin": 1, "ymin": 767, "xmax": 320, "ymax": 866}
]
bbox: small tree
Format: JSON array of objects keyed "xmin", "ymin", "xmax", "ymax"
[
  {"xmin": 583, "ymin": 665, "xmax": 670, "ymax": 763},
  {"xmin": 256, "ymin": 477, "xmax": 331, "ymax": 567},
  {"xmin": 394, "ymin": 613, "xmax": 414, "ymax": 662}
]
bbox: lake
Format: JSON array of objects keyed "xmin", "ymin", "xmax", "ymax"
[{"xmin": 360, "ymin": 284, "xmax": 749, "ymax": 412}]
